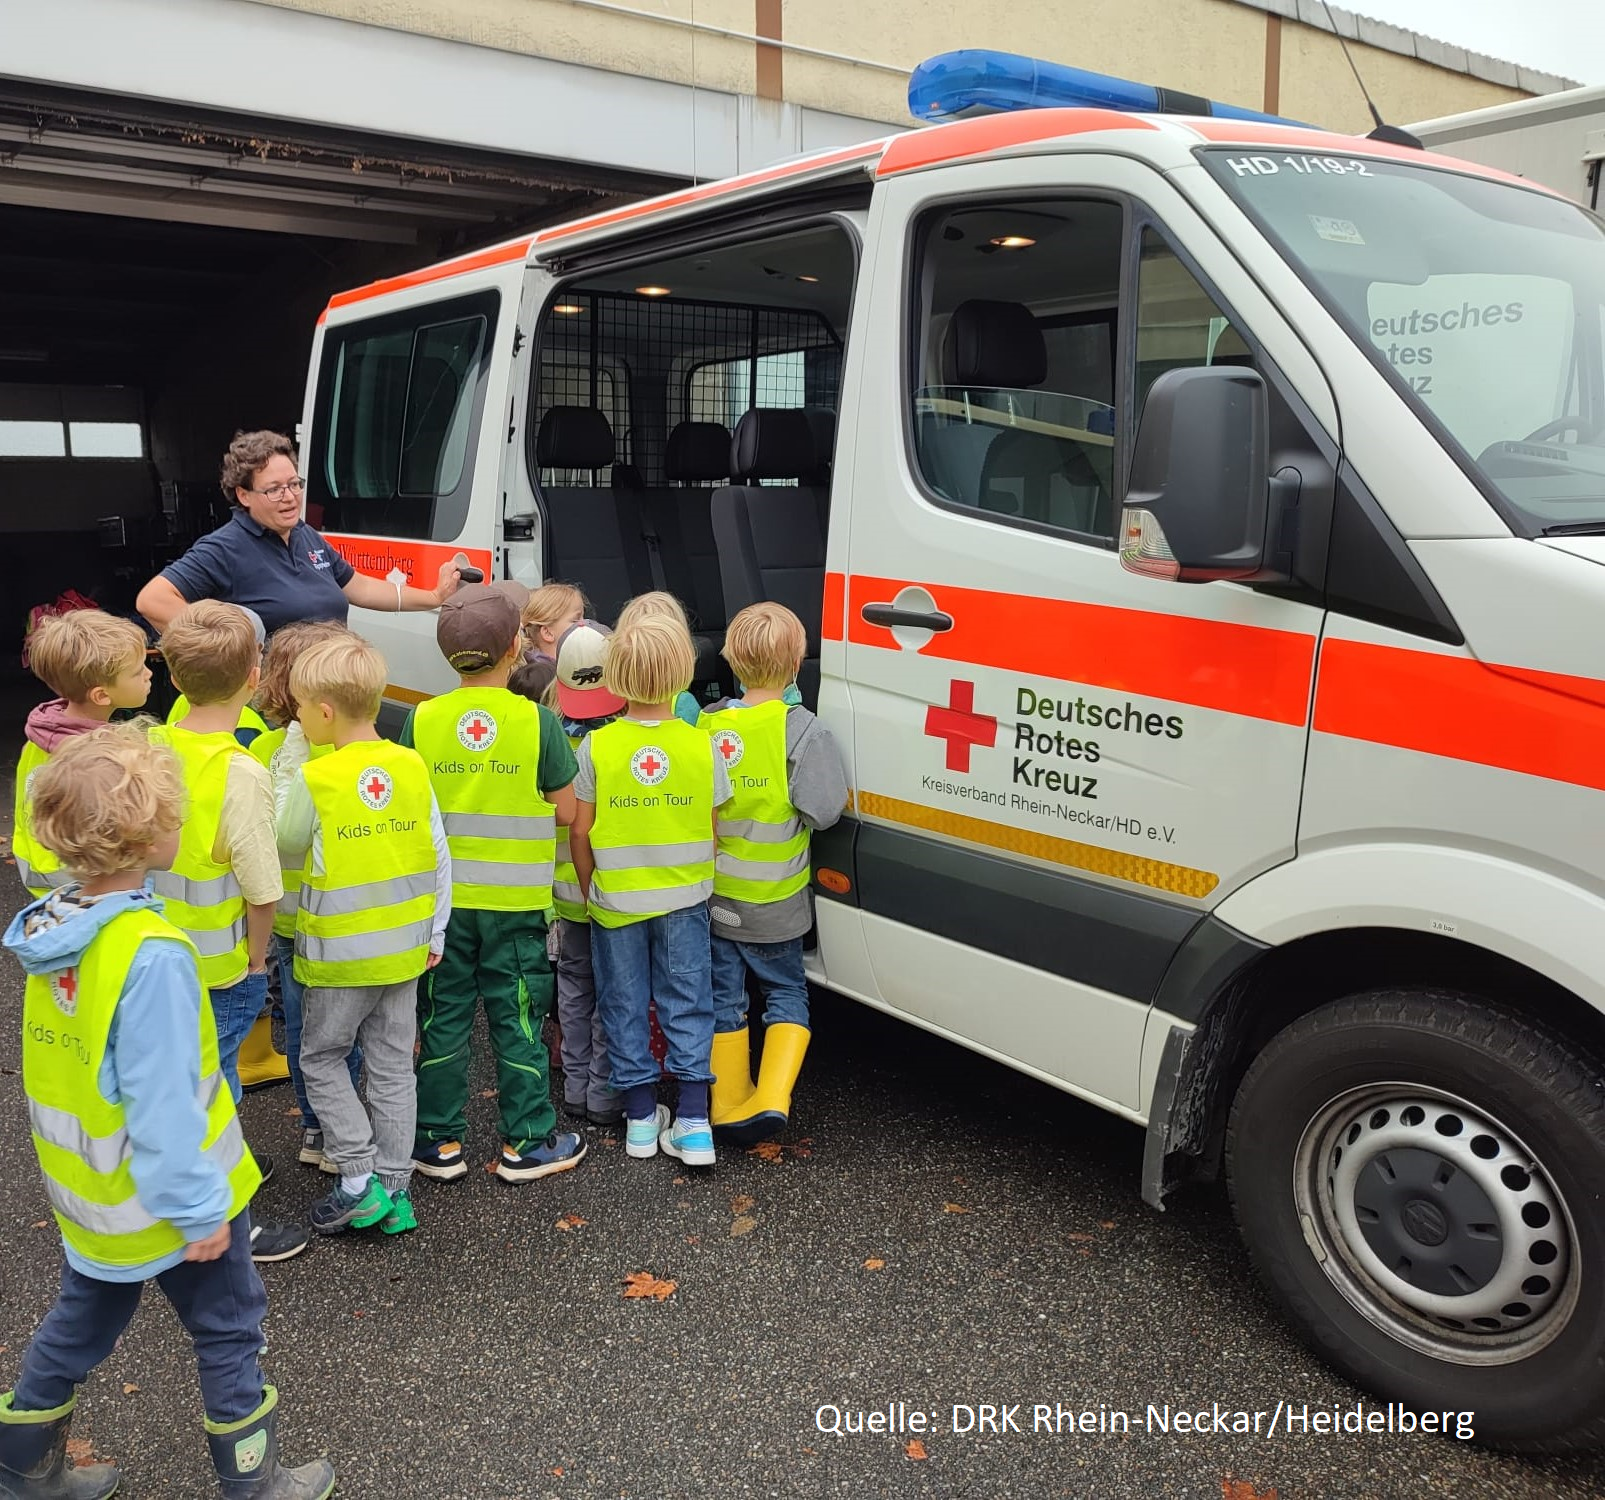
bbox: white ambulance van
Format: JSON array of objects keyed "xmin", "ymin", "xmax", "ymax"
[{"xmin": 301, "ymin": 51, "xmax": 1605, "ymax": 1449}]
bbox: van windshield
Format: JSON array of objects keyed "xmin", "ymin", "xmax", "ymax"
[{"xmin": 1203, "ymin": 147, "xmax": 1605, "ymax": 533}]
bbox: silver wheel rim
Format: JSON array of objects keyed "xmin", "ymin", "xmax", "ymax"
[{"xmin": 1293, "ymin": 1083, "xmax": 1577, "ymax": 1365}]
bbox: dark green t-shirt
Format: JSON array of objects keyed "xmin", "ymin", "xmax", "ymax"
[{"xmin": 399, "ymin": 699, "xmax": 577, "ymax": 795}]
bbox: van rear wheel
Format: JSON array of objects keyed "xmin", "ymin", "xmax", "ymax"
[{"xmin": 1226, "ymin": 989, "xmax": 1605, "ymax": 1452}]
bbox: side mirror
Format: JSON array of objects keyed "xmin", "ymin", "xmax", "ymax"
[{"xmin": 1120, "ymin": 366, "xmax": 1281, "ymax": 584}]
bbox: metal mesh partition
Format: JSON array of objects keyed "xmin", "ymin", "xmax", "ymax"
[{"xmin": 534, "ymin": 291, "xmax": 841, "ymax": 486}]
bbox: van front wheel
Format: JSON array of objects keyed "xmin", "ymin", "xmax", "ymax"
[{"xmin": 1226, "ymin": 990, "xmax": 1605, "ymax": 1452}]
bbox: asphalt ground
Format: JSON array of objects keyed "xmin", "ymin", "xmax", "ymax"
[{"xmin": 4, "ymin": 818, "xmax": 1605, "ymax": 1497}]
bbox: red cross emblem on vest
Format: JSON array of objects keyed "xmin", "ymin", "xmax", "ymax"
[
  {"xmin": 358, "ymin": 766, "xmax": 394, "ymax": 809},
  {"xmin": 50, "ymin": 966, "xmax": 79, "ymax": 1017},
  {"xmin": 631, "ymin": 745, "xmax": 670, "ymax": 786},
  {"xmin": 924, "ymin": 679, "xmax": 997, "ymax": 773},
  {"xmin": 712, "ymin": 729, "xmax": 744, "ymax": 770},
  {"xmin": 456, "ymin": 708, "xmax": 499, "ymax": 752}
]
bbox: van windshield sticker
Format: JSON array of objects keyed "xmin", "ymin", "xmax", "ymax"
[{"xmin": 1310, "ymin": 215, "xmax": 1365, "ymax": 245}]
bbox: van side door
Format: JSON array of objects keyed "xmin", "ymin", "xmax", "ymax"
[{"xmin": 832, "ymin": 150, "xmax": 1337, "ymax": 1111}]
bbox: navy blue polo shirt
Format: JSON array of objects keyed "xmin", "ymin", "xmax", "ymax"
[{"xmin": 161, "ymin": 509, "xmax": 355, "ymax": 635}]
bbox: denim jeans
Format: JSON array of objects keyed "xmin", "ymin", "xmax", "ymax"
[
  {"xmin": 210, "ymin": 969, "xmax": 269, "ymax": 1104},
  {"xmin": 591, "ymin": 904, "xmax": 713, "ymax": 1092},
  {"xmin": 272, "ymin": 933, "xmax": 360, "ymax": 1131},
  {"xmin": 710, "ymin": 934, "xmax": 810, "ymax": 1033},
  {"xmin": 13, "ymin": 1210, "xmax": 267, "ymax": 1424}
]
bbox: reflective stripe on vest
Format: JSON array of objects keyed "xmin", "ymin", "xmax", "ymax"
[
  {"xmin": 13, "ymin": 741, "xmax": 63, "ymax": 899},
  {"xmin": 587, "ymin": 718, "xmax": 716, "ymax": 928},
  {"xmin": 295, "ymin": 741, "xmax": 438, "ymax": 986},
  {"xmin": 553, "ymin": 732, "xmax": 588, "ymax": 923},
  {"xmin": 699, "ymin": 699, "xmax": 810, "ymax": 905},
  {"xmin": 414, "ymin": 688, "xmax": 556, "ymax": 912},
  {"xmin": 22, "ymin": 908, "xmax": 261, "ymax": 1269},
  {"xmin": 148, "ymin": 726, "xmax": 250, "ymax": 988}
]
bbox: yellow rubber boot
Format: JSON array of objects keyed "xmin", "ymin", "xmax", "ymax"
[
  {"xmin": 716, "ymin": 1024, "xmax": 809, "ymax": 1146},
  {"xmin": 710, "ymin": 1028, "xmax": 755, "ymax": 1126},
  {"xmin": 238, "ymin": 1012, "xmax": 290, "ymax": 1090}
]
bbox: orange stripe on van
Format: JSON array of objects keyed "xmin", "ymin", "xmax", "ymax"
[
  {"xmin": 842, "ymin": 574, "xmax": 1314, "ymax": 725},
  {"xmin": 877, "ymin": 108, "xmax": 1158, "ymax": 177},
  {"xmin": 323, "ymin": 534, "xmax": 493, "ymax": 587},
  {"xmin": 325, "ymin": 239, "xmax": 532, "ymax": 313},
  {"xmin": 821, "ymin": 570, "xmax": 846, "ymax": 644},
  {"xmin": 1314, "ymin": 638, "xmax": 1605, "ymax": 792},
  {"xmin": 534, "ymin": 141, "xmax": 888, "ymax": 246}
]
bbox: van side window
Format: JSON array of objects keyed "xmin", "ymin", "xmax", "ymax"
[
  {"xmin": 309, "ymin": 290, "xmax": 497, "ymax": 542},
  {"xmin": 909, "ymin": 199, "xmax": 1123, "ymax": 539},
  {"xmin": 1134, "ymin": 227, "xmax": 1252, "ymax": 420}
]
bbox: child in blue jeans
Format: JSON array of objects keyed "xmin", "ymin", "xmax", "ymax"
[{"xmin": 569, "ymin": 613, "xmax": 732, "ymax": 1166}]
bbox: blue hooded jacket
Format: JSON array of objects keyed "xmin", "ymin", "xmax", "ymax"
[{"xmin": 4, "ymin": 886, "xmax": 234, "ymax": 1281}]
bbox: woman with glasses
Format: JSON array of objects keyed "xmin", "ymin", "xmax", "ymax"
[{"xmin": 135, "ymin": 428, "xmax": 461, "ymax": 636}]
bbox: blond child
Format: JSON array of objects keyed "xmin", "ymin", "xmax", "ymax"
[
  {"xmin": 14, "ymin": 610, "xmax": 152, "ymax": 899},
  {"xmin": 277, "ymin": 636, "xmax": 451, "ymax": 1236},
  {"xmin": 701, "ymin": 604, "xmax": 848, "ymax": 1143},
  {"xmin": 252, "ymin": 620, "xmax": 363, "ymax": 1171},
  {"xmin": 0, "ymin": 725, "xmax": 333, "ymax": 1499},
  {"xmin": 569, "ymin": 614, "xmax": 732, "ymax": 1166},
  {"xmin": 521, "ymin": 581, "xmax": 587, "ymax": 664},
  {"xmin": 614, "ymin": 591, "xmax": 705, "ymax": 726}
]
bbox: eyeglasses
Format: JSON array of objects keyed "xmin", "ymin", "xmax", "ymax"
[{"xmin": 249, "ymin": 477, "xmax": 306, "ymax": 500}]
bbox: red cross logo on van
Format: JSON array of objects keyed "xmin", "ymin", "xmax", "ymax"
[
  {"xmin": 358, "ymin": 766, "xmax": 394, "ymax": 810},
  {"xmin": 925, "ymin": 679, "xmax": 997, "ymax": 773},
  {"xmin": 456, "ymin": 708, "xmax": 498, "ymax": 751}
]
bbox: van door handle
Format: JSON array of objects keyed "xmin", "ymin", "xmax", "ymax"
[{"xmin": 860, "ymin": 603, "xmax": 954, "ymax": 631}]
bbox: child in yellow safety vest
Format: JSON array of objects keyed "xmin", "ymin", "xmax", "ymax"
[
  {"xmin": 401, "ymin": 582, "xmax": 587, "ymax": 1184},
  {"xmin": 0, "ymin": 724, "xmax": 334, "ymax": 1500},
  {"xmin": 154, "ymin": 602, "xmax": 307, "ymax": 1266},
  {"xmin": 14, "ymin": 609, "xmax": 152, "ymax": 901},
  {"xmin": 702, "ymin": 604, "xmax": 848, "ymax": 1144},
  {"xmin": 252, "ymin": 619, "xmax": 363, "ymax": 1174},
  {"xmin": 569, "ymin": 614, "xmax": 734, "ymax": 1167},
  {"xmin": 277, "ymin": 634, "xmax": 452, "ymax": 1238}
]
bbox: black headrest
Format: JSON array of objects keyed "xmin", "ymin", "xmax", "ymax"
[
  {"xmin": 535, "ymin": 406, "xmax": 614, "ymax": 469},
  {"xmin": 665, "ymin": 422, "xmax": 731, "ymax": 483},
  {"xmin": 942, "ymin": 299, "xmax": 1047, "ymax": 389},
  {"xmin": 803, "ymin": 407, "xmax": 836, "ymax": 466},
  {"xmin": 730, "ymin": 408, "xmax": 817, "ymax": 482}
]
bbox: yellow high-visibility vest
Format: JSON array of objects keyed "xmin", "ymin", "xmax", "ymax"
[
  {"xmin": 295, "ymin": 740, "xmax": 438, "ymax": 986},
  {"xmin": 553, "ymin": 732, "xmax": 587, "ymax": 924},
  {"xmin": 167, "ymin": 696, "xmax": 269, "ymax": 739},
  {"xmin": 13, "ymin": 741, "xmax": 66, "ymax": 900},
  {"xmin": 147, "ymin": 727, "xmax": 249, "ymax": 990},
  {"xmin": 699, "ymin": 700, "xmax": 810, "ymax": 905},
  {"xmin": 23, "ymin": 907, "xmax": 260, "ymax": 1269},
  {"xmin": 249, "ymin": 728, "xmax": 331, "ymax": 939},
  {"xmin": 413, "ymin": 688, "xmax": 555, "ymax": 912},
  {"xmin": 587, "ymin": 718, "xmax": 715, "ymax": 929}
]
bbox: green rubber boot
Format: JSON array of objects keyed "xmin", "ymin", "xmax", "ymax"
[
  {"xmin": 204, "ymin": 1388, "xmax": 334, "ymax": 1499},
  {"xmin": 0, "ymin": 1393, "xmax": 119, "ymax": 1500}
]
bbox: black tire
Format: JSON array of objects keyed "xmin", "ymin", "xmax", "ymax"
[{"xmin": 1226, "ymin": 988, "xmax": 1605, "ymax": 1453}]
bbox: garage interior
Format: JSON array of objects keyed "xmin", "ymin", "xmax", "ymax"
[{"xmin": 0, "ymin": 81, "xmax": 666, "ymax": 713}]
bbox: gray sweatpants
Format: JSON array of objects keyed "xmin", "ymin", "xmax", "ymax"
[
  {"xmin": 555, "ymin": 919, "xmax": 618, "ymax": 1113},
  {"xmin": 301, "ymin": 980, "xmax": 417, "ymax": 1193}
]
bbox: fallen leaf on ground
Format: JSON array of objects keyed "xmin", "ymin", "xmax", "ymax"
[
  {"xmin": 622, "ymin": 1271, "xmax": 677, "ymax": 1301},
  {"xmin": 942, "ymin": 1202, "xmax": 970, "ymax": 1215},
  {"xmin": 66, "ymin": 1438, "xmax": 97, "ymax": 1467},
  {"xmin": 672, "ymin": 1176, "xmax": 686, "ymax": 1186},
  {"xmin": 283, "ymin": 1106, "xmax": 300, "ymax": 1117},
  {"xmin": 552, "ymin": 1467, "xmax": 564, "ymax": 1478},
  {"xmin": 790, "ymin": 1142, "xmax": 813, "ymax": 1158},
  {"xmin": 905, "ymin": 1439, "xmax": 928, "ymax": 1461},
  {"xmin": 863, "ymin": 1258, "xmax": 886, "ymax": 1271},
  {"xmin": 1067, "ymin": 1231, "xmax": 1096, "ymax": 1242},
  {"xmin": 555, "ymin": 1215, "xmax": 587, "ymax": 1232},
  {"xmin": 747, "ymin": 1141, "xmax": 784, "ymax": 1161},
  {"xmin": 121, "ymin": 1383, "xmax": 139, "ymax": 1395},
  {"xmin": 1100, "ymin": 1219, "xmax": 1116, "ymax": 1230},
  {"xmin": 1222, "ymin": 1482, "xmax": 1277, "ymax": 1500},
  {"xmin": 685, "ymin": 1235, "xmax": 700, "ymax": 1245},
  {"xmin": 731, "ymin": 1193, "xmax": 755, "ymax": 1214},
  {"xmin": 31, "ymin": 1221, "xmax": 47, "ymax": 1230},
  {"xmin": 484, "ymin": 1161, "xmax": 498, "ymax": 1174},
  {"xmin": 730, "ymin": 1215, "xmax": 758, "ymax": 1238},
  {"xmin": 477, "ymin": 1088, "xmax": 497, "ymax": 1099}
]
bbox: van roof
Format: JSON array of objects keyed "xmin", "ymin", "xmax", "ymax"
[{"xmin": 320, "ymin": 111, "xmax": 1552, "ymax": 319}]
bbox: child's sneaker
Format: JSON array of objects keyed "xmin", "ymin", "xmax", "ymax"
[
  {"xmin": 495, "ymin": 1133, "xmax": 588, "ymax": 1182},
  {"xmin": 660, "ymin": 1114, "xmax": 716, "ymax": 1168},
  {"xmin": 625, "ymin": 1104, "xmax": 670, "ymax": 1159},
  {"xmin": 412, "ymin": 1139, "xmax": 468, "ymax": 1181},
  {"xmin": 380, "ymin": 1189, "xmax": 418, "ymax": 1236},
  {"xmin": 298, "ymin": 1128, "xmax": 335, "ymax": 1172},
  {"xmin": 308, "ymin": 1177, "xmax": 392, "ymax": 1234}
]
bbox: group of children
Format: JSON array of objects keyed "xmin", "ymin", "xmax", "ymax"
[{"xmin": 1, "ymin": 576, "xmax": 845, "ymax": 1497}]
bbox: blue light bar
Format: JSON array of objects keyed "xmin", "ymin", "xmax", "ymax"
[{"xmin": 909, "ymin": 49, "xmax": 1312, "ymax": 129}]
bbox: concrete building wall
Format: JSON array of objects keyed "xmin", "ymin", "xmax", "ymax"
[{"xmin": 252, "ymin": 0, "xmax": 1542, "ymax": 138}]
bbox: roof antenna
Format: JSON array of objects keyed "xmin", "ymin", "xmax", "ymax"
[{"xmin": 1319, "ymin": 0, "xmax": 1423, "ymax": 147}]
